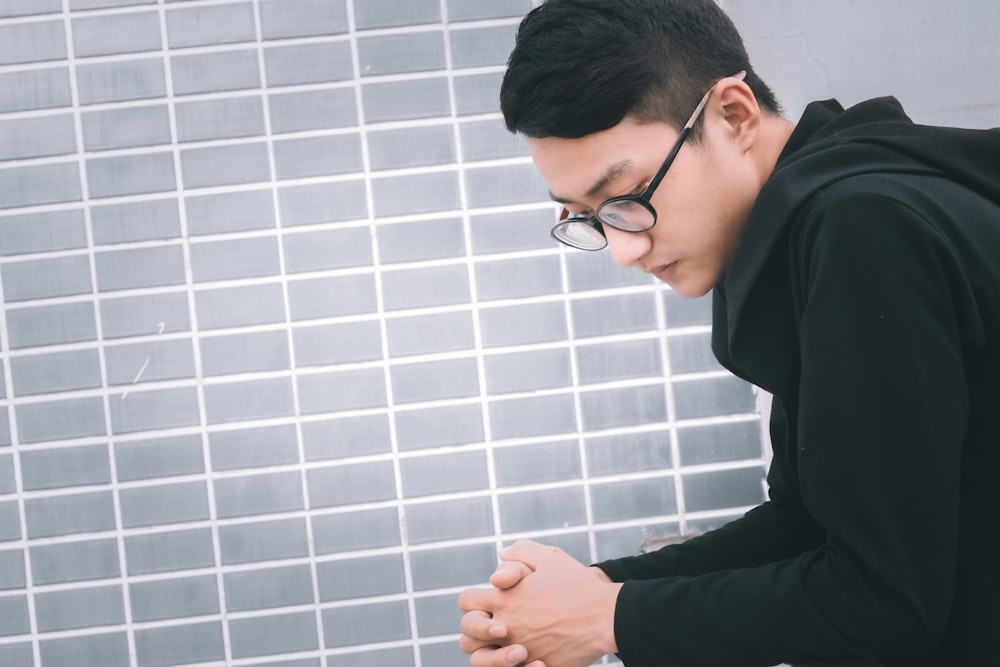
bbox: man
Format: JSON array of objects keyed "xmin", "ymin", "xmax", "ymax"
[{"xmin": 457, "ymin": 1, "xmax": 1000, "ymax": 666}]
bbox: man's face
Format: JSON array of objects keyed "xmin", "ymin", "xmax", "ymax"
[{"xmin": 527, "ymin": 114, "xmax": 758, "ymax": 298}]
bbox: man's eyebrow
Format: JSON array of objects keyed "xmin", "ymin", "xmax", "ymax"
[{"xmin": 548, "ymin": 159, "xmax": 633, "ymax": 205}]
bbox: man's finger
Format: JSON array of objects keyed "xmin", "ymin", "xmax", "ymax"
[
  {"xmin": 489, "ymin": 559, "xmax": 533, "ymax": 590},
  {"xmin": 458, "ymin": 586, "xmax": 496, "ymax": 613},
  {"xmin": 497, "ymin": 538, "xmax": 564, "ymax": 570},
  {"xmin": 460, "ymin": 609, "xmax": 506, "ymax": 643},
  {"xmin": 470, "ymin": 644, "xmax": 528, "ymax": 667}
]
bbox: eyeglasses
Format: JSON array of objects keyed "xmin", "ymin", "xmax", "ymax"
[{"xmin": 550, "ymin": 71, "xmax": 747, "ymax": 251}]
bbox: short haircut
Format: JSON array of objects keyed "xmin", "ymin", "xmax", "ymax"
[{"xmin": 500, "ymin": 0, "xmax": 781, "ymax": 139}]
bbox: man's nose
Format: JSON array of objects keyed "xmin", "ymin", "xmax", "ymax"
[{"xmin": 604, "ymin": 225, "xmax": 652, "ymax": 269}]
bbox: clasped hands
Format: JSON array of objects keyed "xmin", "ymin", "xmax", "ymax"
[{"xmin": 457, "ymin": 539, "xmax": 623, "ymax": 667}]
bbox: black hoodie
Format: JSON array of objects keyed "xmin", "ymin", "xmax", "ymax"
[{"xmin": 596, "ymin": 98, "xmax": 1000, "ymax": 667}]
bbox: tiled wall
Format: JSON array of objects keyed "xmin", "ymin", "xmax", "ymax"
[{"xmin": 0, "ymin": 1, "xmax": 769, "ymax": 666}]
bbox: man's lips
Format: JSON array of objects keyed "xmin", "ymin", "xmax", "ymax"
[{"xmin": 648, "ymin": 261, "xmax": 680, "ymax": 281}]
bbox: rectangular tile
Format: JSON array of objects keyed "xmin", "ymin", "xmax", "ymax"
[
  {"xmin": 292, "ymin": 319, "xmax": 382, "ymax": 367},
  {"xmin": 288, "ymin": 273, "xmax": 377, "ymax": 320},
  {"xmin": 489, "ymin": 393, "xmax": 577, "ymax": 440},
  {"xmin": 297, "ymin": 367, "xmax": 386, "ymax": 414},
  {"xmin": 464, "ymin": 163, "xmax": 548, "ymax": 208},
  {"xmin": 218, "ymin": 516, "xmax": 309, "ymax": 565},
  {"xmin": 273, "ymin": 133, "xmax": 363, "ymax": 180},
  {"xmin": 372, "ymin": 170, "xmax": 460, "ymax": 218},
  {"xmin": 269, "ymin": 87, "xmax": 357, "ymax": 134},
  {"xmin": 571, "ymin": 293, "xmax": 659, "ymax": 338},
  {"xmin": 0, "ymin": 453, "xmax": 11, "ymax": 493},
  {"xmin": 1, "ymin": 255, "xmax": 92, "ymax": 302},
  {"xmin": 385, "ymin": 310, "xmax": 474, "ymax": 358},
  {"xmin": 180, "ymin": 142, "xmax": 270, "ymax": 189},
  {"xmin": 95, "ymin": 244, "xmax": 186, "ymax": 291},
  {"xmin": 35, "ymin": 584, "xmax": 125, "ymax": 632},
  {"xmin": 394, "ymin": 403, "xmax": 483, "ymax": 451},
  {"xmin": 0, "ymin": 548, "xmax": 26, "ymax": 590},
  {"xmin": 203, "ymin": 376, "xmax": 295, "ymax": 425},
  {"xmin": 129, "ymin": 573, "xmax": 219, "ymax": 622},
  {"xmin": 0, "ymin": 500, "xmax": 21, "ymax": 542},
  {"xmin": 459, "ymin": 118, "xmax": 526, "ymax": 162},
  {"xmin": 300, "ymin": 413, "xmax": 391, "ymax": 461},
  {"xmin": 171, "ymin": 49, "xmax": 260, "ymax": 95},
  {"xmin": 87, "ymin": 152, "xmax": 177, "ymax": 199},
  {"xmin": 0, "ymin": 66, "xmax": 70, "ymax": 113},
  {"xmin": 672, "ymin": 375, "xmax": 757, "ymax": 421},
  {"xmin": 357, "ymin": 30, "xmax": 445, "ymax": 77},
  {"xmin": 194, "ymin": 282, "xmax": 286, "ymax": 330},
  {"xmin": 15, "ymin": 395, "xmax": 106, "ymax": 444},
  {"xmin": 110, "ymin": 386, "xmax": 200, "ymax": 434},
  {"xmin": 259, "ymin": 0, "xmax": 347, "ymax": 39},
  {"xmin": 306, "ymin": 460, "xmax": 396, "ymax": 509},
  {"xmin": 185, "ymin": 188, "xmax": 275, "ymax": 236},
  {"xmin": 447, "ymin": 0, "xmax": 530, "ymax": 21},
  {"xmin": 39, "ymin": 633, "xmax": 130, "ymax": 667},
  {"xmin": 664, "ymin": 290, "xmax": 714, "ymax": 327},
  {"xmin": 165, "ymin": 1, "xmax": 256, "ymax": 48},
  {"xmin": 414, "ymin": 593, "xmax": 461, "ymax": 637},
  {"xmin": 190, "ymin": 235, "xmax": 280, "ymax": 283},
  {"xmin": 0, "ymin": 161, "xmax": 81, "ymax": 209},
  {"xmin": 498, "ymin": 486, "xmax": 586, "ymax": 533},
  {"xmin": 348, "ymin": 647, "xmax": 414, "ymax": 667},
  {"xmin": 71, "ymin": 0, "xmax": 155, "ymax": 8},
  {"xmin": 317, "ymin": 553, "xmax": 405, "ymax": 602},
  {"xmin": 19, "ymin": 443, "xmax": 111, "ymax": 491},
  {"xmin": 7, "ymin": 301, "xmax": 97, "ymax": 349},
  {"xmin": 677, "ymin": 420, "xmax": 763, "ymax": 467},
  {"xmin": 590, "ymin": 477, "xmax": 677, "ymax": 523},
  {"xmin": 404, "ymin": 496, "xmax": 493, "ymax": 544},
  {"xmin": 586, "ymin": 430, "xmax": 673, "ymax": 477},
  {"xmin": 565, "ymin": 250, "xmax": 653, "ymax": 292},
  {"xmin": 576, "ymin": 338, "xmax": 663, "ymax": 385},
  {"xmin": 229, "ymin": 611, "xmax": 319, "ymax": 659},
  {"xmin": 310, "ymin": 507, "xmax": 400, "ymax": 555},
  {"xmin": 134, "ymin": 622, "xmax": 226, "ymax": 667},
  {"xmin": 224, "ymin": 563, "xmax": 313, "ymax": 611},
  {"xmin": 667, "ymin": 332, "xmax": 724, "ymax": 374},
  {"xmin": 478, "ymin": 301, "xmax": 568, "ymax": 347},
  {"xmin": 484, "ymin": 348, "xmax": 572, "ymax": 395},
  {"xmin": 0, "ymin": 208, "xmax": 86, "ymax": 256},
  {"xmin": 376, "ymin": 217, "xmax": 465, "ymax": 264},
  {"xmin": 682, "ymin": 466, "xmax": 766, "ymax": 513},
  {"xmin": 354, "ymin": 0, "xmax": 439, "ymax": 28},
  {"xmin": 0, "ymin": 113, "xmax": 76, "ymax": 161},
  {"xmin": 119, "ymin": 480, "xmax": 210, "ymax": 528},
  {"xmin": 362, "ymin": 77, "xmax": 451, "ymax": 123},
  {"xmin": 76, "ymin": 58, "xmax": 166, "ymax": 105},
  {"xmin": 213, "ymin": 470, "xmax": 303, "ymax": 519},
  {"xmin": 399, "ymin": 449, "xmax": 489, "ymax": 498},
  {"xmin": 200, "ymin": 329, "xmax": 289, "ymax": 377},
  {"xmin": 124, "ymin": 527, "xmax": 216, "ymax": 576},
  {"xmin": 263, "ymin": 41, "xmax": 353, "ymax": 87},
  {"xmin": 0, "ymin": 0, "xmax": 62, "ymax": 17},
  {"xmin": 175, "ymin": 95, "xmax": 265, "ymax": 142},
  {"xmin": 114, "ymin": 433, "xmax": 205, "ymax": 482},
  {"xmin": 323, "ymin": 600, "xmax": 410, "ymax": 648},
  {"xmin": 0, "ymin": 19, "xmax": 65, "ymax": 65},
  {"xmin": 277, "ymin": 180, "xmax": 368, "ymax": 226},
  {"xmin": 410, "ymin": 542, "xmax": 495, "ymax": 592},
  {"xmin": 368, "ymin": 124, "xmax": 455, "ymax": 171},
  {"xmin": 209, "ymin": 423, "xmax": 299, "ymax": 471},
  {"xmin": 579, "ymin": 384, "xmax": 667, "ymax": 431},
  {"xmin": 283, "ymin": 226, "xmax": 373, "ymax": 275},
  {"xmin": 469, "ymin": 208, "xmax": 554, "ymax": 255},
  {"xmin": 100, "ymin": 290, "xmax": 191, "ymax": 339},
  {"xmin": 0, "ymin": 597, "xmax": 29, "ymax": 637},
  {"xmin": 91, "ymin": 197, "xmax": 180, "ymax": 244},
  {"xmin": 24, "ymin": 490, "xmax": 115, "ymax": 538},
  {"xmin": 72, "ymin": 11, "xmax": 161, "ymax": 57},
  {"xmin": 493, "ymin": 440, "xmax": 582, "ymax": 487},
  {"xmin": 104, "ymin": 337, "xmax": 196, "ymax": 387},
  {"xmin": 30, "ymin": 538, "xmax": 119, "ymax": 585},
  {"xmin": 452, "ymin": 71, "xmax": 502, "ymax": 116},
  {"xmin": 391, "ymin": 357, "xmax": 479, "ymax": 404},
  {"xmin": 449, "ymin": 24, "xmax": 517, "ymax": 69},
  {"xmin": 380, "ymin": 264, "xmax": 469, "ymax": 311}
]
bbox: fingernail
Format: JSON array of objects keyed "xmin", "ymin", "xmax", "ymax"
[{"xmin": 507, "ymin": 646, "xmax": 527, "ymax": 663}]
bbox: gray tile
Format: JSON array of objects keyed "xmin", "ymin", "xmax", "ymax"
[
  {"xmin": 175, "ymin": 95, "xmax": 265, "ymax": 142},
  {"xmin": 288, "ymin": 273, "xmax": 377, "ymax": 321},
  {"xmin": 0, "ymin": 208, "xmax": 86, "ymax": 256},
  {"xmin": 292, "ymin": 320, "xmax": 382, "ymax": 367},
  {"xmin": 273, "ymin": 133, "xmax": 363, "ymax": 180},
  {"xmin": 395, "ymin": 403, "xmax": 483, "ymax": 451},
  {"xmin": 489, "ymin": 394, "xmax": 577, "ymax": 440},
  {"xmin": 664, "ymin": 290, "xmax": 714, "ymax": 327},
  {"xmin": 484, "ymin": 348, "xmax": 572, "ymax": 394},
  {"xmin": 586, "ymin": 430, "xmax": 673, "ymax": 477},
  {"xmin": 190, "ymin": 235, "xmax": 281, "ymax": 283},
  {"xmin": 218, "ymin": 516, "xmax": 309, "ymax": 565},
  {"xmin": 362, "ymin": 77, "xmax": 451, "ymax": 123},
  {"xmin": 269, "ymin": 88, "xmax": 357, "ymax": 134},
  {"xmin": 672, "ymin": 375, "xmax": 757, "ymax": 420},
  {"xmin": 246, "ymin": 659, "xmax": 319, "ymax": 667},
  {"xmin": 414, "ymin": 593, "xmax": 461, "ymax": 637},
  {"xmin": 381, "ymin": 264, "xmax": 469, "ymax": 311},
  {"xmin": 0, "ymin": 411, "xmax": 13, "ymax": 448},
  {"xmin": 91, "ymin": 198, "xmax": 180, "ymax": 244},
  {"xmin": 301, "ymin": 413, "xmax": 391, "ymax": 461},
  {"xmin": 0, "ymin": 548, "xmax": 26, "ymax": 590},
  {"xmin": 469, "ymin": 208, "xmax": 554, "ymax": 255},
  {"xmin": 110, "ymin": 386, "xmax": 200, "ymax": 434},
  {"xmin": 591, "ymin": 477, "xmax": 677, "ymax": 523},
  {"xmin": 386, "ymin": 310, "xmax": 474, "ymax": 358},
  {"xmin": 104, "ymin": 338, "xmax": 196, "ymax": 387},
  {"xmin": 134, "ymin": 622, "xmax": 225, "ymax": 667},
  {"xmin": 209, "ymin": 423, "xmax": 299, "ymax": 471},
  {"xmin": 0, "ymin": 113, "xmax": 76, "ymax": 160},
  {"xmin": 572, "ymin": 293, "xmax": 659, "ymax": 338},
  {"xmin": 392, "ymin": 357, "xmax": 479, "ymax": 404},
  {"xmin": 493, "ymin": 440, "xmax": 582, "ymax": 487},
  {"xmin": 263, "ymin": 41, "xmax": 353, "ymax": 87},
  {"xmin": 317, "ymin": 553, "xmax": 405, "ymax": 602},
  {"xmin": 71, "ymin": 0, "xmax": 156, "ymax": 7},
  {"xmin": 0, "ymin": 453, "xmax": 11, "ymax": 494},
  {"xmin": 129, "ymin": 574, "xmax": 219, "ymax": 622},
  {"xmin": 194, "ymin": 282, "xmax": 287, "ymax": 330},
  {"xmin": 355, "ymin": 0, "xmax": 439, "ymax": 28},
  {"xmin": 39, "ymin": 633, "xmax": 130, "ymax": 667},
  {"xmin": 76, "ymin": 58, "xmax": 166, "ymax": 105},
  {"xmin": 594, "ymin": 522, "xmax": 678, "ymax": 562},
  {"xmin": 465, "ymin": 163, "xmax": 549, "ymax": 208},
  {"xmin": 453, "ymin": 71, "xmax": 502, "ymax": 115},
  {"xmin": 668, "ymin": 332, "xmax": 724, "ymax": 374},
  {"xmin": 15, "ymin": 396, "xmax": 106, "ymax": 444},
  {"xmin": 10, "ymin": 348, "xmax": 102, "ymax": 397},
  {"xmin": 459, "ymin": 118, "xmax": 526, "ymax": 162},
  {"xmin": 323, "ymin": 600, "xmax": 410, "ymax": 648},
  {"xmin": 499, "ymin": 486, "xmax": 587, "ymax": 533},
  {"xmin": 677, "ymin": 420, "xmax": 763, "ymax": 467},
  {"xmin": 24, "ymin": 490, "xmax": 115, "ymax": 538},
  {"xmin": 478, "ymin": 301, "xmax": 568, "ymax": 348},
  {"xmin": 580, "ymin": 385, "xmax": 668, "ymax": 431},
  {"xmin": 297, "ymin": 368, "xmax": 386, "ymax": 414},
  {"xmin": 348, "ymin": 647, "xmax": 415, "ymax": 667},
  {"xmin": 446, "ymin": 0, "xmax": 531, "ymax": 21},
  {"xmin": 576, "ymin": 338, "xmax": 663, "ymax": 385},
  {"xmin": 0, "ymin": 500, "xmax": 21, "ymax": 542},
  {"xmin": 400, "ymin": 449, "xmax": 489, "ymax": 498},
  {"xmin": 171, "ymin": 49, "xmax": 260, "ymax": 95},
  {"xmin": 372, "ymin": 170, "xmax": 460, "ymax": 217},
  {"xmin": 20, "ymin": 443, "xmax": 111, "ymax": 491},
  {"xmin": 185, "ymin": 188, "xmax": 276, "ymax": 236},
  {"xmin": 100, "ymin": 291, "xmax": 190, "ymax": 339},
  {"xmin": 72, "ymin": 11, "xmax": 161, "ymax": 57},
  {"xmin": 0, "ymin": 595, "xmax": 30, "ymax": 636},
  {"xmin": 30, "ymin": 537, "xmax": 119, "ymax": 585},
  {"xmin": 259, "ymin": 0, "xmax": 347, "ymax": 39},
  {"xmin": 119, "ymin": 480, "xmax": 210, "ymax": 528},
  {"xmin": 95, "ymin": 244, "xmax": 186, "ymax": 291},
  {"xmin": 229, "ymin": 611, "xmax": 319, "ymax": 659},
  {"xmin": 283, "ymin": 226, "xmax": 373, "ymax": 274},
  {"xmin": 449, "ymin": 24, "xmax": 517, "ymax": 68},
  {"xmin": 278, "ymin": 180, "xmax": 368, "ymax": 227},
  {"xmin": 0, "ymin": 643, "xmax": 32, "ymax": 667},
  {"xmin": 419, "ymin": 642, "xmax": 466, "ymax": 667},
  {"xmin": 307, "ymin": 460, "xmax": 396, "ymax": 509},
  {"xmin": 166, "ymin": 2, "xmax": 256, "ymax": 48},
  {"xmin": 87, "ymin": 152, "xmax": 177, "ymax": 199},
  {"xmin": 683, "ymin": 467, "xmax": 766, "ymax": 513},
  {"xmin": 214, "ymin": 470, "xmax": 303, "ymax": 519},
  {"xmin": 124, "ymin": 527, "xmax": 216, "ymax": 576},
  {"xmin": 114, "ymin": 433, "xmax": 205, "ymax": 482},
  {"xmin": 225, "ymin": 563, "xmax": 313, "ymax": 611},
  {"xmin": 405, "ymin": 496, "xmax": 493, "ymax": 545},
  {"xmin": 0, "ymin": 0, "xmax": 62, "ymax": 17},
  {"xmin": 368, "ymin": 124, "xmax": 455, "ymax": 171},
  {"xmin": 0, "ymin": 162, "xmax": 81, "ymax": 209},
  {"xmin": 566, "ymin": 250, "xmax": 654, "ymax": 292},
  {"xmin": 204, "ymin": 377, "xmax": 295, "ymax": 425},
  {"xmin": 376, "ymin": 217, "xmax": 466, "ymax": 264},
  {"xmin": 180, "ymin": 142, "xmax": 270, "ymax": 189},
  {"xmin": 0, "ymin": 66, "xmax": 71, "ymax": 113},
  {"xmin": 0, "ymin": 19, "xmax": 65, "ymax": 65},
  {"xmin": 35, "ymin": 584, "xmax": 125, "ymax": 632},
  {"xmin": 310, "ymin": 507, "xmax": 400, "ymax": 555},
  {"xmin": 357, "ymin": 30, "xmax": 446, "ymax": 77},
  {"xmin": 1, "ymin": 254, "xmax": 92, "ymax": 302}
]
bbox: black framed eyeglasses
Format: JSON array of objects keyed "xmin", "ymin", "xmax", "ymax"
[{"xmin": 551, "ymin": 71, "xmax": 747, "ymax": 251}]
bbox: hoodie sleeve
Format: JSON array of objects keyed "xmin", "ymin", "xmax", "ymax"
[{"xmin": 610, "ymin": 191, "xmax": 969, "ymax": 667}]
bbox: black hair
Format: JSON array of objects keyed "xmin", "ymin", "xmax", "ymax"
[{"xmin": 500, "ymin": 0, "xmax": 781, "ymax": 139}]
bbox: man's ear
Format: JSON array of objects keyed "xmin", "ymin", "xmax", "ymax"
[{"xmin": 715, "ymin": 76, "xmax": 760, "ymax": 153}]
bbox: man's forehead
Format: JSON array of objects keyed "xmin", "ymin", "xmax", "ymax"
[{"xmin": 545, "ymin": 158, "xmax": 636, "ymax": 205}]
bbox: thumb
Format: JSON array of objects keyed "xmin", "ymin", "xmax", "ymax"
[{"xmin": 489, "ymin": 560, "xmax": 532, "ymax": 589}]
